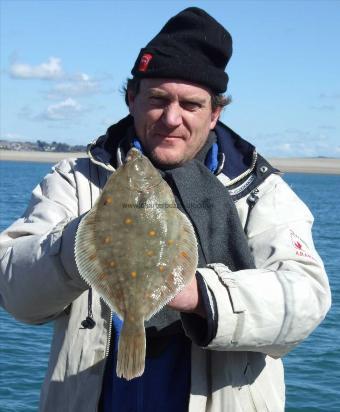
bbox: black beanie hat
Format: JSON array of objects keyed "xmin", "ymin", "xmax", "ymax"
[{"xmin": 131, "ymin": 7, "xmax": 232, "ymax": 94}]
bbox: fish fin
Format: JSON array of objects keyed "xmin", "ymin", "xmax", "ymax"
[
  {"xmin": 145, "ymin": 211, "xmax": 198, "ymax": 320},
  {"xmin": 74, "ymin": 210, "xmax": 123, "ymax": 316},
  {"xmin": 116, "ymin": 317, "xmax": 146, "ymax": 380},
  {"xmin": 174, "ymin": 210, "xmax": 199, "ymax": 281}
]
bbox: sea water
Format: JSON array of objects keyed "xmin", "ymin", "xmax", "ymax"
[{"xmin": 0, "ymin": 160, "xmax": 339, "ymax": 411}]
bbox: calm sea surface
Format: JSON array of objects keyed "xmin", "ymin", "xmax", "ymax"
[{"xmin": 0, "ymin": 160, "xmax": 339, "ymax": 411}]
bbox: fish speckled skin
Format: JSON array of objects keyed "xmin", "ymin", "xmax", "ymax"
[{"xmin": 75, "ymin": 148, "xmax": 198, "ymax": 380}]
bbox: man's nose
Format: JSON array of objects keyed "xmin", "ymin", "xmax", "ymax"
[{"xmin": 161, "ymin": 103, "xmax": 182, "ymax": 128}]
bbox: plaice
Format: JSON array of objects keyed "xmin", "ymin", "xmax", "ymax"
[{"xmin": 75, "ymin": 148, "xmax": 198, "ymax": 380}]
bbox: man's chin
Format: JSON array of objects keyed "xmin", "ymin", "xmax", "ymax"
[{"xmin": 149, "ymin": 150, "xmax": 184, "ymax": 170}]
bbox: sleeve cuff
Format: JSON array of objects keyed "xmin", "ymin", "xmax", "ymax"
[
  {"xmin": 181, "ymin": 271, "xmax": 218, "ymax": 346},
  {"xmin": 201, "ymin": 265, "xmax": 243, "ymax": 350}
]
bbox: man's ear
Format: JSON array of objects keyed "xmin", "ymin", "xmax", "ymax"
[
  {"xmin": 127, "ymin": 90, "xmax": 136, "ymax": 114},
  {"xmin": 210, "ymin": 106, "xmax": 222, "ymax": 130}
]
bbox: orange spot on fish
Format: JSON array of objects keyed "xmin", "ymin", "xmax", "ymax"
[
  {"xmin": 99, "ymin": 272, "xmax": 108, "ymax": 281},
  {"xmin": 180, "ymin": 251, "xmax": 188, "ymax": 258},
  {"xmin": 146, "ymin": 250, "xmax": 154, "ymax": 257},
  {"xmin": 124, "ymin": 217, "xmax": 133, "ymax": 225},
  {"xmin": 148, "ymin": 230, "xmax": 156, "ymax": 237},
  {"xmin": 159, "ymin": 265, "xmax": 166, "ymax": 272},
  {"xmin": 103, "ymin": 196, "xmax": 113, "ymax": 205},
  {"xmin": 167, "ymin": 240, "xmax": 174, "ymax": 245},
  {"xmin": 130, "ymin": 271, "xmax": 137, "ymax": 278},
  {"xmin": 103, "ymin": 236, "xmax": 112, "ymax": 244}
]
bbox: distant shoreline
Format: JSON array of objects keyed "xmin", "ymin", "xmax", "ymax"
[
  {"xmin": 267, "ymin": 157, "xmax": 340, "ymax": 175},
  {"xmin": 1, "ymin": 150, "xmax": 339, "ymax": 174},
  {"xmin": 0, "ymin": 150, "xmax": 87, "ymax": 163}
]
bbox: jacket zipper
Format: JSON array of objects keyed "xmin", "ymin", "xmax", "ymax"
[
  {"xmin": 105, "ymin": 306, "xmax": 113, "ymax": 357},
  {"xmin": 226, "ymin": 150, "xmax": 258, "ymax": 187},
  {"xmin": 244, "ymin": 189, "xmax": 259, "ymax": 235}
]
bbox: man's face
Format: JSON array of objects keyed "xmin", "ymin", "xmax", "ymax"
[{"xmin": 128, "ymin": 79, "xmax": 221, "ymax": 168}]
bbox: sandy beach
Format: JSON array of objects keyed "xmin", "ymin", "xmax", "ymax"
[
  {"xmin": 0, "ymin": 150, "xmax": 87, "ymax": 163},
  {"xmin": 0, "ymin": 150, "xmax": 339, "ymax": 174},
  {"xmin": 268, "ymin": 157, "xmax": 340, "ymax": 175}
]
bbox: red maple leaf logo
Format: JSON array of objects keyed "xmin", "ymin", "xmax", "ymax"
[{"xmin": 294, "ymin": 241, "xmax": 302, "ymax": 250}]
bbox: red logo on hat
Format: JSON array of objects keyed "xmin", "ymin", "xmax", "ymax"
[{"xmin": 139, "ymin": 53, "xmax": 153, "ymax": 72}]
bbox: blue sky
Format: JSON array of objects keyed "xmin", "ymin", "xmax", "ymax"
[{"xmin": 1, "ymin": 0, "xmax": 339, "ymax": 157}]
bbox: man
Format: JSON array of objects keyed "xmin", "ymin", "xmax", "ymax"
[{"xmin": 0, "ymin": 7, "xmax": 331, "ymax": 412}]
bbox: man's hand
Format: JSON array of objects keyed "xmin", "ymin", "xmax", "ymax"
[{"xmin": 167, "ymin": 275, "xmax": 206, "ymax": 318}]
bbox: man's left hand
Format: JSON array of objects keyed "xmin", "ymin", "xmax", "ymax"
[{"xmin": 167, "ymin": 276, "xmax": 206, "ymax": 318}]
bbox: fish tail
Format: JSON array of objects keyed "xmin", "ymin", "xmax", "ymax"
[{"xmin": 116, "ymin": 317, "xmax": 146, "ymax": 380}]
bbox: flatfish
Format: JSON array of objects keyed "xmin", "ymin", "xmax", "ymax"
[{"xmin": 75, "ymin": 148, "xmax": 198, "ymax": 380}]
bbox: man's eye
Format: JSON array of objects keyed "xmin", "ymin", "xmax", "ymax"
[
  {"xmin": 182, "ymin": 102, "xmax": 201, "ymax": 111},
  {"xmin": 149, "ymin": 97, "xmax": 166, "ymax": 105}
]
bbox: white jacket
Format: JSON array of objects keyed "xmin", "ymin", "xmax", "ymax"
[{"xmin": 0, "ymin": 128, "xmax": 331, "ymax": 411}]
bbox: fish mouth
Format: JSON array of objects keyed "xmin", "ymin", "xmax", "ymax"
[
  {"xmin": 125, "ymin": 148, "xmax": 143, "ymax": 162},
  {"xmin": 120, "ymin": 148, "xmax": 163, "ymax": 191}
]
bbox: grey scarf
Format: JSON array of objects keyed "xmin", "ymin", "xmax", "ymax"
[{"xmin": 144, "ymin": 133, "xmax": 254, "ymax": 341}]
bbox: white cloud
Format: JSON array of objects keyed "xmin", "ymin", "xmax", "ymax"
[
  {"xmin": 1, "ymin": 132, "xmax": 27, "ymax": 141},
  {"xmin": 10, "ymin": 57, "xmax": 63, "ymax": 80},
  {"xmin": 318, "ymin": 125, "xmax": 336, "ymax": 130},
  {"xmin": 319, "ymin": 92, "xmax": 340, "ymax": 100},
  {"xmin": 48, "ymin": 73, "xmax": 99, "ymax": 97},
  {"xmin": 100, "ymin": 117, "xmax": 114, "ymax": 127},
  {"xmin": 256, "ymin": 127, "xmax": 340, "ymax": 158},
  {"xmin": 40, "ymin": 98, "xmax": 82, "ymax": 120},
  {"xmin": 278, "ymin": 143, "xmax": 292, "ymax": 152},
  {"xmin": 18, "ymin": 105, "xmax": 33, "ymax": 119},
  {"xmin": 310, "ymin": 104, "xmax": 336, "ymax": 111}
]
